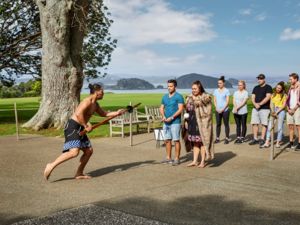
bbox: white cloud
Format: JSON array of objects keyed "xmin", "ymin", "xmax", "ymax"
[
  {"xmin": 232, "ymin": 19, "xmax": 246, "ymax": 25},
  {"xmin": 280, "ymin": 28, "xmax": 300, "ymax": 41},
  {"xmin": 103, "ymin": 0, "xmax": 215, "ymax": 75},
  {"xmin": 239, "ymin": 8, "xmax": 252, "ymax": 16},
  {"xmin": 255, "ymin": 13, "xmax": 267, "ymax": 21},
  {"xmin": 109, "ymin": 47, "xmax": 205, "ymax": 75},
  {"xmin": 105, "ymin": 0, "xmax": 217, "ymax": 46}
]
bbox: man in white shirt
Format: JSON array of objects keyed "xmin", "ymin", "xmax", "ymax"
[{"xmin": 286, "ymin": 73, "xmax": 300, "ymax": 150}]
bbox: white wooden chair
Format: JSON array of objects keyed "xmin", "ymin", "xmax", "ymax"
[
  {"xmin": 145, "ymin": 105, "xmax": 163, "ymax": 131},
  {"xmin": 109, "ymin": 109, "xmax": 150, "ymax": 137}
]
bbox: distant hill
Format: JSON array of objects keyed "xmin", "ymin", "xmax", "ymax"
[
  {"xmin": 177, "ymin": 73, "xmax": 233, "ymax": 89},
  {"xmin": 108, "ymin": 78, "xmax": 155, "ymax": 90},
  {"xmin": 228, "ymin": 78, "xmax": 239, "ymax": 85}
]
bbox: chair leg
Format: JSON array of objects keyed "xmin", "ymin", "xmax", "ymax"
[{"xmin": 110, "ymin": 123, "xmax": 113, "ymax": 137}]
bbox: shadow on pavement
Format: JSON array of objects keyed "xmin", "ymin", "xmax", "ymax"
[
  {"xmin": 0, "ymin": 213, "xmax": 29, "ymax": 225},
  {"xmin": 51, "ymin": 160, "xmax": 157, "ymax": 182},
  {"xmin": 98, "ymin": 195, "xmax": 300, "ymax": 225},
  {"xmin": 88, "ymin": 160, "xmax": 157, "ymax": 177},
  {"xmin": 181, "ymin": 151, "xmax": 236, "ymax": 167},
  {"xmin": 132, "ymin": 138, "xmax": 155, "ymax": 146},
  {"xmin": 207, "ymin": 151, "xmax": 236, "ymax": 167}
]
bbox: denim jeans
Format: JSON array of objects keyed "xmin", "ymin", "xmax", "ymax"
[{"xmin": 266, "ymin": 107, "xmax": 286, "ymax": 141}]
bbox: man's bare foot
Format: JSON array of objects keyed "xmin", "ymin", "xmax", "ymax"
[
  {"xmin": 187, "ymin": 162, "xmax": 198, "ymax": 167},
  {"xmin": 43, "ymin": 163, "xmax": 53, "ymax": 180},
  {"xmin": 75, "ymin": 174, "xmax": 92, "ymax": 179},
  {"xmin": 198, "ymin": 162, "xmax": 206, "ymax": 168}
]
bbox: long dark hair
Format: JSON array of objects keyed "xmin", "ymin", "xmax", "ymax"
[
  {"xmin": 192, "ymin": 80, "xmax": 205, "ymax": 94},
  {"xmin": 88, "ymin": 83, "xmax": 102, "ymax": 94},
  {"xmin": 273, "ymin": 81, "xmax": 286, "ymax": 99}
]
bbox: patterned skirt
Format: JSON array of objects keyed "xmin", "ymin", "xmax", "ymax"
[{"xmin": 63, "ymin": 119, "xmax": 92, "ymax": 152}]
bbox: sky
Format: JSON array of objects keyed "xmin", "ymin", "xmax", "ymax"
[{"xmin": 103, "ymin": 0, "xmax": 300, "ymax": 78}]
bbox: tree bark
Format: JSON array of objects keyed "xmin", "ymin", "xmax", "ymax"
[{"xmin": 23, "ymin": 0, "xmax": 89, "ymax": 130}]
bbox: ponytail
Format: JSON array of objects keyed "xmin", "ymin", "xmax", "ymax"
[{"xmin": 89, "ymin": 83, "xmax": 102, "ymax": 94}]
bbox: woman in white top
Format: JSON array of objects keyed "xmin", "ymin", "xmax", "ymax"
[{"xmin": 233, "ymin": 80, "xmax": 249, "ymax": 144}]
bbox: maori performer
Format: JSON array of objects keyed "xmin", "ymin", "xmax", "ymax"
[{"xmin": 43, "ymin": 84, "xmax": 125, "ymax": 180}]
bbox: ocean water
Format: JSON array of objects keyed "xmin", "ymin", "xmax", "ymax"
[{"xmin": 81, "ymin": 82, "xmax": 279, "ymax": 95}]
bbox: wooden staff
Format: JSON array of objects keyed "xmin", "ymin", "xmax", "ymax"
[
  {"xmin": 270, "ymin": 112, "xmax": 278, "ymax": 161},
  {"xmin": 79, "ymin": 103, "xmax": 141, "ymax": 136}
]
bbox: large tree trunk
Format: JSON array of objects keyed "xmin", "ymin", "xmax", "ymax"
[{"xmin": 23, "ymin": 0, "xmax": 89, "ymax": 130}]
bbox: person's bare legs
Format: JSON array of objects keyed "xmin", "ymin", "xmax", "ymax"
[
  {"xmin": 198, "ymin": 145, "xmax": 206, "ymax": 168},
  {"xmin": 75, "ymin": 147, "xmax": 93, "ymax": 179},
  {"xmin": 174, "ymin": 140, "xmax": 181, "ymax": 161},
  {"xmin": 252, "ymin": 124, "xmax": 259, "ymax": 140},
  {"xmin": 165, "ymin": 140, "xmax": 172, "ymax": 160},
  {"xmin": 187, "ymin": 143, "xmax": 200, "ymax": 167},
  {"xmin": 261, "ymin": 125, "xmax": 267, "ymax": 140},
  {"xmin": 297, "ymin": 125, "xmax": 300, "ymax": 144},
  {"xmin": 289, "ymin": 124, "xmax": 295, "ymax": 143},
  {"xmin": 44, "ymin": 148, "xmax": 80, "ymax": 180}
]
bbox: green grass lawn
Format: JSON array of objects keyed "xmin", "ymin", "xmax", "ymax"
[{"xmin": 0, "ymin": 93, "xmax": 254, "ymax": 137}]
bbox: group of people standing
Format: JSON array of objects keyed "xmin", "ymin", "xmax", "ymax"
[
  {"xmin": 43, "ymin": 73, "xmax": 300, "ymax": 180},
  {"xmin": 160, "ymin": 73, "xmax": 300, "ymax": 168}
]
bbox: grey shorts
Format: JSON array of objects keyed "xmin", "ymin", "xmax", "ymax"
[
  {"xmin": 251, "ymin": 109, "xmax": 270, "ymax": 126},
  {"xmin": 287, "ymin": 108, "xmax": 300, "ymax": 125}
]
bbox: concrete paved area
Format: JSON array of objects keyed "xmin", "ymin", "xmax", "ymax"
[{"xmin": 1, "ymin": 127, "xmax": 300, "ymax": 225}]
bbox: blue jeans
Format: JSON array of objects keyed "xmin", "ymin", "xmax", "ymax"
[{"xmin": 266, "ymin": 107, "xmax": 286, "ymax": 142}]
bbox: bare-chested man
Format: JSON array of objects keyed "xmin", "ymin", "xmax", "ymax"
[{"xmin": 43, "ymin": 83, "xmax": 125, "ymax": 180}]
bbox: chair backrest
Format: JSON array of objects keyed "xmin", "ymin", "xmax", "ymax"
[{"xmin": 145, "ymin": 106, "xmax": 162, "ymax": 121}]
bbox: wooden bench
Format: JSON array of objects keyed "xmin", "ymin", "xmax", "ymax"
[
  {"xmin": 109, "ymin": 109, "xmax": 150, "ymax": 137},
  {"xmin": 145, "ymin": 105, "xmax": 163, "ymax": 131}
]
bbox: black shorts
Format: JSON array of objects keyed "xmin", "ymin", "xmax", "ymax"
[{"xmin": 63, "ymin": 119, "xmax": 92, "ymax": 153}]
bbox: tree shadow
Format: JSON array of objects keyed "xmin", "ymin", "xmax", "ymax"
[{"xmin": 97, "ymin": 195, "xmax": 300, "ymax": 225}]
